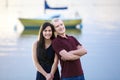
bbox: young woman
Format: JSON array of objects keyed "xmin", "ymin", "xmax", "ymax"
[{"xmin": 32, "ymin": 22, "xmax": 60, "ymax": 80}]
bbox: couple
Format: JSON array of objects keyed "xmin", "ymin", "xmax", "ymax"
[{"xmin": 32, "ymin": 18, "xmax": 87, "ymax": 80}]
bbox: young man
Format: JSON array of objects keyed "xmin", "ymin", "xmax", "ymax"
[{"xmin": 51, "ymin": 18, "xmax": 87, "ymax": 80}]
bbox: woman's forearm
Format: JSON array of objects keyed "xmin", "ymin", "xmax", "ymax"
[{"xmin": 50, "ymin": 54, "xmax": 59, "ymax": 74}]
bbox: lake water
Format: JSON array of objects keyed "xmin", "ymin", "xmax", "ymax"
[{"xmin": 0, "ymin": 1, "xmax": 120, "ymax": 80}]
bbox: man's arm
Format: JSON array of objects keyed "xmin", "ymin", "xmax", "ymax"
[
  {"xmin": 59, "ymin": 50, "xmax": 80, "ymax": 61},
  {"xmin": 59, "ymin": 45, "xmax": 87, "ymax": 61},
  {"xmin": 69, "ymin": 45, "xmax": 87, "ymax": 56}
]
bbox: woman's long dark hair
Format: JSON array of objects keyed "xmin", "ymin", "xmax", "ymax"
[{"xmin": 36, "ymin": 22, "xmax": 55, "ymax": 64}]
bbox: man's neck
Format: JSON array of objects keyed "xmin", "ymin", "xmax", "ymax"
[{"xmin": 59, "ymin": 33, "xmax": 67, "ymax": 38}]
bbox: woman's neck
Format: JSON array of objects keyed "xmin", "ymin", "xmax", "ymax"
[{"xmin": 45, "ymin": 39, "xmax": 51, "ymax": 49}]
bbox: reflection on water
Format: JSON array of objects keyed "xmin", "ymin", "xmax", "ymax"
[{"xmin": 21, "ymin": 29, "xmax": 82, "ymax": 35}]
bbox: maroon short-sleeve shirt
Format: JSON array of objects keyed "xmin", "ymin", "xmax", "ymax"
[{"xmin": 52, "ymin": 35, "xmax": 83, "ymax": 78}]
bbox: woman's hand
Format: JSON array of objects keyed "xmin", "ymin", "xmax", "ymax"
[{"xmin": 45, "ymin": 73, "xmax": 54, "ymax": 80}]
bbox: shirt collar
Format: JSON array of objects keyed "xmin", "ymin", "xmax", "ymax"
[{"xmin": 57, "ymin": 35, "xmax": 68, "ymax": 39}]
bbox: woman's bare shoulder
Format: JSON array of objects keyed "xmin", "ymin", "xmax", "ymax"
[{"xmin": 32, "ymin": 40, "xmax": 38, "ymax": 47}]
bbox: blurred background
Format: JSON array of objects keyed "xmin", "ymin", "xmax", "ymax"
[{"xmin": 0, "ymin": 0, "xmax": 120, "ymax": 80}]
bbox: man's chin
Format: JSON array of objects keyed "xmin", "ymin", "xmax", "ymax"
[{"xmin": 59, "ymin": 32, "xmax": 65, "ymax": 35}]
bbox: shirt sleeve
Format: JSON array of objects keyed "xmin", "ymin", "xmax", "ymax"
[
  {"xmin": 52, "ymin": 39, "xmax": 63, "ymax": 57},
  {"xmin": 71, "ymin": 36, "xmax": 82, "ymax": 46}
]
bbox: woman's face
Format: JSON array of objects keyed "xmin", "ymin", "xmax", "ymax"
[{"xmin": 43, "ymin": 26, "xmax": 53, "ymax": 40}]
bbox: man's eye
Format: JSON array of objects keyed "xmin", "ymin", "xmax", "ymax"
[
  {"xmin": 60, "ymin": 24, "xmax": 63, "ymax": 26},
  {"xmin": 55, "ymin": 26, "xmax": 59, "ymax": 28}
]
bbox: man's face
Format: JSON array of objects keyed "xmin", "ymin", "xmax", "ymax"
[{"xmin": 53, "ymin": 20, "xmax": 66, "ymax": 35}]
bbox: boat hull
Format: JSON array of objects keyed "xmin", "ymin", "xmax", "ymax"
[{"xmin": 19, "ymin": 18, "xmax": 82, "ymax": 30}]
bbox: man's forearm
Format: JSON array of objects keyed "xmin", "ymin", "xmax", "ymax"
[
  {"xmin": 69, "ymin": 46, "xmax": 87, "ymax": 56},
  {"xmin": 61, "ymin": 53, "xmax": 80, "ymax": 61},
  {"xmin": 60, "ymin": 50, "xmax": 80, "ymax": 61}
]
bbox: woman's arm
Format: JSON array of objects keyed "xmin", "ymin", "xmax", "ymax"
[
  {"xmin": 32, "ymin": 41, "xmax": 49, "ymax": 79},
  {"xmin": 50, "ymin": 53, "xmax": 59, "ymax": 78}
]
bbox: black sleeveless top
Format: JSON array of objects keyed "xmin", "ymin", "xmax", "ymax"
[
  {"xmin": 37, "ymin": 45, "xmax": 55, "ymax": 66},
  {"xmin": 36, "ymin": 45, "xmax": 60, "ymax": 80}
]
